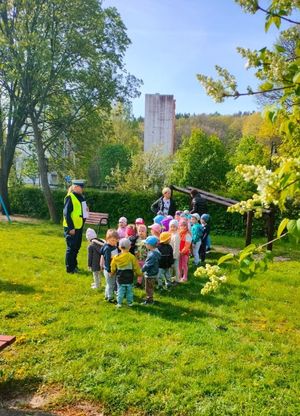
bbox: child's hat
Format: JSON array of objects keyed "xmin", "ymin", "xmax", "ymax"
[
  {"xmin": 86, "ymin": 228, "xmax": 97, "ymax": 241},
  {"xmin": 148, "ymin": 223, "xmax": 161, "ymax": 233},
  {"xmin": 143, "ymin": 236, "xmax": 159, "ymax": 246},
  {"xmin": 169, "ymin": 219, "xmax": 179, "ymax": 228},
  {"xmin": 153, "ymin": 214, "xmax": 164, "ymax": 224},
  {"xmin": 135, "ymin": 217, "xmax": 145, "ymax": 225},
  {"xmin": 159, "ymin": 232, "xmax": 171, "ymax": 244},
  {"xmin": 126, "ymin": 225, "xmax": 136, "ymax": 237},
  {"xmin": 161, "ymin": 216, "xmax": 172, "ymax": 231},
  {"xmin": 118, "ymin": 216, "xmax": 127, "ymax": 224},
  {"xmin": 119, "ymin": 238, "xmax": 131, "ymax": 249},
  {"xmin": 201, "ymin": 213, "xmax": 210, "ymax": 222},
  {"xmin": 191, "ymin": 213, "xmax": 201, "ymax": 221},
  {"xmin": 175, "ymin": 210, "xmax": 182, "ymax": 216}
]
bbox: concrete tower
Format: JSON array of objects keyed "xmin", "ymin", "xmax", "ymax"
[{"xmin": 144, "ymin": 94, "xmax": 175, "ymax": 155}]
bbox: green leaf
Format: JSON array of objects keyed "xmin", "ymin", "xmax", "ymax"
[
  {"xmin": 293, "ymin": 72, "xmax": 300, "ymax": 84},
  {"xmin": 238, "ymin": 270, "xmax": 250, "ymax": 282},
  {"xmin": 277, "ymin": 218, "xmax": 289, "ymax": 238},
  {"xmin": 297, "ymin": 219, "xmax": 300, "ymax": 235},
  {"xmin": 287, "ymin": 219, "xmax": 297, "ymax": 236},
  {"xmin": 239, "ymin": 244, "xmax": 256, "ymax": 261},
  {"xmin": 260, "ymin": 81, "xmax": 274, "ymax": 91},
  {"xmin": 218, "ymin": 252, "xmax": 234, "ymax": 265}
]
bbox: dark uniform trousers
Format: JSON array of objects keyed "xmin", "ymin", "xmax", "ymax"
[{"xmin": 64, "ymin": 227, "xmax": 83, "ymax": 272}]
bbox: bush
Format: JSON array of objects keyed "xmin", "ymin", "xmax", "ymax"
[{"xmin": 9, "ymin": 186, "xmax": 268, "ymax": 236}]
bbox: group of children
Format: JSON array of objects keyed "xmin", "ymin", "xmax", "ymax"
[{"xmin": 85, "ymin": 210, "xmax": 210, "ymax": 307}]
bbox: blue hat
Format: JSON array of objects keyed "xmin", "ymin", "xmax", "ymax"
[
  {"xmin": 143, "ymin": 236, "xmax": 159, "ymax": 247},
  {"xmin": 154, "ymin": 214, "xmax": 164, "ymax": 224},
  {"xmin": 201, "ymin": 213, "xmax": 210, "ymax": 222},
  {"xmin": 72, "ymin": 179, "xmax": 85, "ymax": 187}
]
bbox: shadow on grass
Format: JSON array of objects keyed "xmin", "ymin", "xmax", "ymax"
[
  {"xmin": 0, "ymin": 376, "xmax": 51, "ymax": 415},
  {"xmin": 0, "ymin": 409, "xmax": 56, "ymax": 416},
  {"xmin": 134, "ymin": 294, "xmax": 220, "ymax": 322},
  {"xmin": 0, "ymin": 280, "xmax": 37, "ymax": 294}
]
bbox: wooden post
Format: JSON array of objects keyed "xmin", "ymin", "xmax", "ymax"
[
  {"xmin": 245, "ymin": 211, "xmax": 253, "ymax": 246},
  {"xmin": 266, "ymin": 208, "xmax": 276, "ymax": 251}
]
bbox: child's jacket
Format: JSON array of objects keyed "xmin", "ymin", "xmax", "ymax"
[
  {"xmin": 191, "ymin": 223, "xmax": 204, "ymax": 244},
  {"xmin": 158, "ymin": 243, "xmax": 174, "ymax": 269},
  {"xmin": 111, "ymin": 252, "xmax": 142, "ymax": 285},
  {"xmin": 88, "ymin": 239, "xmax": 105, "ymax": 272},
  {"xmin": 142, "ymin": 249, "xmax": 161, "ymax": 277}
]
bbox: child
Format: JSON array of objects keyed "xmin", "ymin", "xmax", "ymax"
[
  {"xmin": 142, "ymin": 236, "xmax": 161, "ymax": 305},
  {"xmin": 169, "ymin": 219, "xmax": 180, "ymax": 283},
  {"xmin": 148, "ymin": 223, "xmax": 161, "ymax": 239},
  {"xmin": 161, "ymin": 215, "xmax": 173, "ymax": 231},
  {"xmin": 175, "ymin": 211, "xmax": 182, "ymax": 222},
  {"xmin": 200, "ymin": 214, "xmax": 211, "ymax": 263},
  {"xmin": 117, "ymin": 217, "xmax": 128, "ymax": 239},
  {"xmin": 86, "ymin": 228, "xmax": 106, "ymax": 289},
  {"xmin": 179, "ymin": 220, "xmax": 192, "ymax": 282},
  {"xmin": 135, "ymin": 218, "xmax": 145, "ymax": 227},
  {"xmin": 101, "ymin": 229, "xmax": 119, "ymax": 303},
  {"xmin": 135, "ymin": 224, "xmax": 148, "ymax": 287},
  {"xmin": 111, "ymin": 238, "xmax": 142, "ymax": 308},
  {"xmin": 125, "ymin": 224, "xmax": 138, "ymax": 254},
  {"xmin": 157, "ymin": 232, "xmax": 174, "ymax": 290},
  {"xmin": 190, "ymin": 213, "xmax": 203, "ymax": 266}
]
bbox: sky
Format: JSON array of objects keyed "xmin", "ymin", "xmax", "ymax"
[{"xmin": 103, "ymin": 0, "xmax": 286, "ymax": 117}]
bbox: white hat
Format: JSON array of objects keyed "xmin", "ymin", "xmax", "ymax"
[
  {"xmin": 118, "ymin": 216, "xmax": 128, "ymax": 224},
  {"xmin": 86, "ymin": 228, "xmax": 97, "ymax": 241},
  {"xmin": 191, "ymin": 213, "xmax": 201, "ymax": 221},
  {"xmin": 72, "ymin": 179, "xmax": 85, "ymax": 187},
  {"xmin": 119, "ymin": 238, "xmax": 131, "ymax": 249}
]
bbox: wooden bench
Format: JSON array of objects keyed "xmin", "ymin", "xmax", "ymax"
[
  {"xmin": 85, "ymin": 211, "xmax": 109, "ymax": 232},
  {"xmin": 0, "ymin": 335, "xmax": 16, "ymax": 352}
]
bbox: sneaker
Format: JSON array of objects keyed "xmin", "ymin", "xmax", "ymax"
[
  {"xmin": 116, "ymin": 304, "xmax": 122, "ymax": 308},
  {"xmin": 108, "ymin": 298, "xmax": 116, "ymax": 304},
  {"xmin": 91, "ymin": 283, "xmax": 99, "ymax": 289},
  {"xmin": 128, "ymin": 303, "xmax": 134, "ymax": 307},
  {"xmin": 142, "ymin": 299, "xmax": 154, "ymax": 305}
]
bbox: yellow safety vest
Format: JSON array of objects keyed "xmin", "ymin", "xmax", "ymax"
[{"xmin": 63, "ymin": 192, "xmax": 83, "ymax": 229}]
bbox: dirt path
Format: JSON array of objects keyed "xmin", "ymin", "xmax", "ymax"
[{"xmin": 0, "ymin": 214, "xmax": 42, "ymax": 224}]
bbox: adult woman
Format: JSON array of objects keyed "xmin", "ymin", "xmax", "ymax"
[{"xmin": 151, "ymin": 187, "xmax": 176, "ymax": 217}]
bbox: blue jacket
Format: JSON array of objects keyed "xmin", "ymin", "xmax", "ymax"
[
  {"xmin": 191, "ymin": 223, "xmax": 204, "ymax": 244},
  {"xmin": 101, "ymin": 243, "xmax": 119, "ymax": 272},
  {"xmin": 142, "ymin": 249, "xmax": 161, "ymax": 277}
]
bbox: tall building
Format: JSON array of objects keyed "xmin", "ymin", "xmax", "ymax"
[{"xmin": 144, "ymin": 94, "xmax": 175, "ymax": 155}]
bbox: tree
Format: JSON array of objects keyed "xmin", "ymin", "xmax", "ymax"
[
  {"xmin": 168, "ymin": 129, "xmax": 229, "ymax": 191},
  {"xmin": 99, "ymin": 143, "xmax": 132, "ymax": 185},
  {"xmin": 195, "ymin": 1, "xmax": 300, "ymax": 295},
  {"xmin": 0, "ymin": 0, "xmax": 141, "ymax": 221},
  {"xmin": 197, "ymin": 1, "xmax": 300, "ymax": 141},
  {"xmin": 108, "ymin": 147, "xmax": 172, "ymax": 192},
  {"xmin": 226, "ymin": 135, "xmax": 269, "ymax": 199}
]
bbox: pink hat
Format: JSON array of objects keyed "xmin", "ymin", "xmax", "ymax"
[
  {"xmin": 148, "ymin": 223, "xmax": 161, "ymax": 234},
  {"xmin": 135, "ymin": 217, "xmax": 145, "ymax": 225}
]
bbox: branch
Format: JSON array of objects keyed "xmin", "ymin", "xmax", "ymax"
[
  {"xmin": 224, "ymin": 85, "xmax": 295, "ymax": 98},
  {"xmin": 258, "ymin": 232, "xmax": 289, "ymax": 249},
  {"xmin": 257, "ymin": 5, "xmax": 300, "ymax": 25}
]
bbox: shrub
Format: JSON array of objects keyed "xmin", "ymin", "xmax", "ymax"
[{"xmin": 9, "ymin": 186, "xmax": 268, "ymax": 236}]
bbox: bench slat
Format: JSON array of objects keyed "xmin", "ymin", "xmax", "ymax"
[{"xmin": 0, "ymin": 335, "xmax": 16, "ymax": 351}]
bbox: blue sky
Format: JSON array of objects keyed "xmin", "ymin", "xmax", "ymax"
[{"xmin": 103, "ymin": 0, "xmax": 284, "ymax": 116}]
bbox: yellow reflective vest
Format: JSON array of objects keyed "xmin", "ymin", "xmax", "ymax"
[{"xmin": 63, "ymin": 192, "xmax": 83, "ymax": 229}]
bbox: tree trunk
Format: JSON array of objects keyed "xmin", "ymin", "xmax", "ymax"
[{"xmin": 30, "ymin": 112, "xmax": 59, "ymax": 223}]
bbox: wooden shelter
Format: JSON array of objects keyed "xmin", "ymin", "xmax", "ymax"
[{"xmin": 171, "ymin": 185, "xmax": 275, "ymax": 250}]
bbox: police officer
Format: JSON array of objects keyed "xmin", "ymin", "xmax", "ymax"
[{"xmin": 63, "ymin": 179, "xmax": 87, "ymax": 273}]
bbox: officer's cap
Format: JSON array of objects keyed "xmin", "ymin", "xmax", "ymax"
[{"xmin": 72, "ymin": 179, "xmax": 85, "ymax": 187}]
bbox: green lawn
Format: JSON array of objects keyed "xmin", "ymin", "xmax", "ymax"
[{"xmin": 0, "ymin": 222, "xmax": 299, "ymax": 415}]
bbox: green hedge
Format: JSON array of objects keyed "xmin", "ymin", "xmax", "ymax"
[{"xmin": 9, "ymin": 186, "xmax": 267, "ymax": 237}]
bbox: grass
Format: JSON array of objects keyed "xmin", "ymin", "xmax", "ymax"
[{"xmin": 0, "ymin": 221, "xmax": 300, "ymax": 415}]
